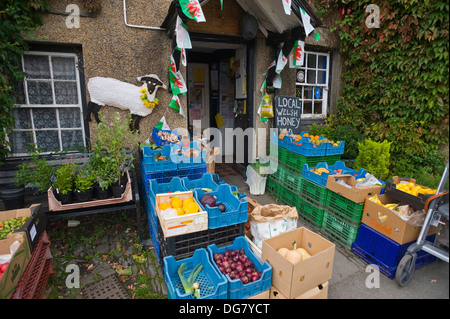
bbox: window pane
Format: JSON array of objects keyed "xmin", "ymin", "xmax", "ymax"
[
  {"xmin": 27, "ymin": 81, "xmax": 53, "ymax": 104},
  {"xmin": 23, "ymin": 55, "xmax": 50, "ymax": 79},
  {"xmin": 318, "ymin": 55, "xmax": 327, "ymax": 69},
  {"xmin": 296, "ymin": 87, "xmax": 302, "ymax": 98},
  {"xmin": 13, "ymin": 108, "xmax": 31, "ymax": 129},
  {"xmin": 307, "ymin": 54, "xmax": 316, "ymax": 68},
  {"xmin": 33, "ymin": 108, "xmax": 57, "ymax": 129},
  {"xmin": 314, "ymin": 101, "xmax": 323, "ymax": 115},
  {"xmin": 52, "ymin": 57, "xmax": 76, "ymax": 80},
  {"xmin": 35, "ymin": 130, "xmax": 60, "ymax": 152},
  {"xmin": 12, "ymin": 80, "xmax": 26, "ymax": 104},
  {"xmin": 314, "ymin": 87, "xmax": 322, "ymax": 99},
  {"xmin": 318, "ymin": 71, "xmax": 327, "ymax": 85},
  {"xmin": 303, "ymin": 87, "xmax": 313, "ymax": 99},
  {"xmin": 61, "ymin": 130, "xmax": 84, "ymax": 150},
  {"xmin": 307, "ymin": 70, "xmax": 316, "ymax": 84},
  {"xmin": 54, "ymin": 82, "xmax": 78, "ymax": 104},
  {"xmin": 303, "ymin": 101, "xmax": 312, "ymax": 114},
  {"xmin": 59, "ymin": 108, "xmax": 81, "ymax": 128},
  {"xmin": 10, "ymin": 131, "xmax": 33, "ymax": 154}
]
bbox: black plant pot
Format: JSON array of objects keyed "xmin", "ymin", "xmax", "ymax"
[
  {"xmin": 0, "ymin": 186, "xmax": 25, "ymax": 210},
  {"xmin": 58, "ymin": 191, "xmax": 74, "ymax": 205},
  {"xmin": 75, "ymin": 188, "xmax": 94, "ymax": 202},
  {"xmin": 94, "ymin": 186, "xmax": 111, "ymax": 200},
  {"xmin": 112, "ymin": 185, "xmax": 125, "ymax": 198}
]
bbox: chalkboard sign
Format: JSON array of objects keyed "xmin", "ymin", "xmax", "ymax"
[{"xmin": 274, "ymin": 95, "xmax": 302, "ymax": 134}]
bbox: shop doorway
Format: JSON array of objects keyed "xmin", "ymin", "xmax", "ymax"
[{"xmin": 187, "ymin": 40, "xmax": 253, "ymax": 174}]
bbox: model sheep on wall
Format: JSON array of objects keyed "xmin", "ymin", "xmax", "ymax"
[{"xmin": 86, "ymin": 74, "xmax": 167, "ymax": 131}]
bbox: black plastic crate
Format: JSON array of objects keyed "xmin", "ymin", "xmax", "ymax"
[{"xmin": 157, "ymin": 222, "xmax": 244, "ymax": 264}]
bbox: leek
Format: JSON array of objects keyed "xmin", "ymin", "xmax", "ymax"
[{"xmin": 177, "ymin": 262, "xmax": 203, "ymax": 296}]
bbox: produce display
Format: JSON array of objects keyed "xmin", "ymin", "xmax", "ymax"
[
  {"xmin": 212, "ymin": 248, "xmax": 262, "ymax": 284},
  {"xmin": 156, "ymin": 130, "xmax": 180, "ymax": 144},
  {"xmin": 0, "ymin": 262, "xmax": 9, "ymax": 279},
  {"xmin": 395, "ymin": 182, "xmax": 436, "ymax": 197},
  {"xmin": 177, "ymin": 262, "xmax": 203, "ymax": 298},
  {"xmin": 279, "ymin": 132, "xmax": 342, "ymax": 148},
  {"xmin": 0, "ymin": 216, "xmax": 29, "ymax": 239},
  {"xmin": 277, "ymin": 241, "xmax": 312, "ymax": 264},
  {"xmin": 159, "ymin": 196, "xmax": 200, "ymax": 217},
  {"xmin": 199, "ymin": 194, "xmax": 227, "ymax": 213}
]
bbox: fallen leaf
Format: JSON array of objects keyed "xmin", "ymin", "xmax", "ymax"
[
  {"xmin": 431, "ymin": 279, "xmax": 437, "ymax": 283},
  {"xmin": 87, "ymin": 264, "xmax": 96, "ymax": 271}
]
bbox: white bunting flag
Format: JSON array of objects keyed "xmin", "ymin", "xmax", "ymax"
[
  {"xmin": 175, "ymin": 15, "xmax": 192, "ymax": 49},
  {"xmin": 276, "ymin": 50, "xmax": 288, "ymax": 74},
  {"xmin": 282, "ymin": 0, "xmax": 292, "ymax": 15},
  {"xmin": 300, "ymin": 8, "xmax": 315, "ymax": 36}
]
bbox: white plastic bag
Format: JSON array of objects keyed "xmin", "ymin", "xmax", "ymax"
[
  {"xmin": 245, "ymin": 165, "xmax": 267, "ymax": 195},
  {"xmin": 249, "ymin": 204, "xmax": 298, "ymax": 250},
  {"xmin": 356, "ymin": 173, "xmax": 382, "ymax": 187}
]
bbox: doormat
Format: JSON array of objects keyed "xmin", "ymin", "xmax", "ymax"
[
  {"xmin": 215, "ymin": 163, "xmax": 239, "ymax": 177},
  {"xmin": 81, "ymin": 274, "xmax": 131, "ymax": 299}
]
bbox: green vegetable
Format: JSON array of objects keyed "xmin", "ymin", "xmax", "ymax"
[
  {"xmin": 154, "ymin": 152, "xmax": 162, "ymax": 160},
  {"xmin": 177, "ymin": 262, "xmax": 203, "ymax": 296}
]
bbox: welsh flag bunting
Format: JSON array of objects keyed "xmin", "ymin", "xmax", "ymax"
[
  {"xmin": 293, "ymin": 40, "xmax": 305, "ymax": 67},
  {"xmin": 300, "ymin": 7, "xmax": 314, "ymax": 36},
  {"xmin": 220, "ymin": 0, "xmax": 223, "ymax": 10},
  {"xmin": 179, "ymin": 0, "xmax": 206, "ymax": 22},
  {"xmin": 169, "ymin": 69, "xmax": 187, "ymax": 96},
  {"xmin": 155, "ymin": 116, "xmax": 170, "ymax": 130},
  {"xmin": 276, "ymin": 50, "xmax": 288, "ymax": 74},
  {"xmin": 282, "ymin": 0, "xmax": 292, "ymax": 15},
  {"xmin": 169, "ymin": 95, "xmax": 186, "ymax": 118},
  {"xmin": 176, "ymin": 15, "xmax": 192, "ymax": 49},
  {"xmin": 180, "ymin": 47, "xmax": 187, "ymax": 67}
]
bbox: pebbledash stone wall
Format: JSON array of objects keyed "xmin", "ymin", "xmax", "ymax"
[{"xmin": 30, "ymin": 0, "xmax": 187, "ymax": 145}]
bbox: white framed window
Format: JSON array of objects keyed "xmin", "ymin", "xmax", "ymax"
[
  {"xmin": 9, "ymin": 51, "xmax": 86, "ymax": 156},
  {"xmin": 293, "ymin": 51, "xmax": 330, "ymax": 119}
]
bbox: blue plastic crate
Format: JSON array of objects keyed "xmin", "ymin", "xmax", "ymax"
[
  {"xmin": 351, "ymin": 224, "xmax": 436, "ymax": 279},
  {"xmin": 147, "ymin": 177, "xmax": 185, "ymax": 206},
  {"xmin": 141, "ymin": 159, "xmax": 207, "ymax": 184},
  {"xmin": 326, "ymin": 140, "xmax": 345, "ymax": 156},
  {"xmin": 152, "ymin": 127, "xmax": 182, "ymax": 147},
  {"xmin": 170, "ymin": 141, "xmax": 207, "ymax": 169},
  {"xmin": 302, "ymin": 161, "xmax": 367, "ymax": 187},
  {"xmin": 194, "ymin": 184, "xmax": 248, "ymax": 229},
  {"xmin": 146, "ymin": 207, "xmax": 161, "ymax": 264},
  {"xmin": 142, "ymin": 144, "xmax": 177, "ymax": 173},
  {"xmin": 182, "ymin": 174, "xmax": 247, "ymax": 200},
  {"xmin": 207, "ymin": 236, "xmax": 272, "ymax": 299},
  {"xmin": 163, "ymin": 248, "xmax": 228, "ymax": 299}
]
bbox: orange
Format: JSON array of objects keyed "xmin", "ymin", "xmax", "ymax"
[
  {"xmin": 171, "ymin": 197, "xmax": 183, "ymax": 209},
  {"xmin": 303, "ymin": 133, "xmax": 310, "ymax": 137},
  {"xmin": 159, "ymin": 202, "xmax": 172, "ymax": 211},
  {"xmin": 184, "ymin": 202, "xmax": 200, "ymax": 215}
]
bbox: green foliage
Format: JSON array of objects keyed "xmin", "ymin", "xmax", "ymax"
[
  {"xmin": 355, "ymin": 139, "xmax": 391, "ymax": 180},
  {"xmin": 16, "ymin": 143, "xmax": 55, "ymax": 192},
  {"xmin": 54, "ymin": 162, "xmax": 77, "ymax": 195},
  {"xmin": 93, "ymin": 112, "xmax": 139, "ymax": 186},
  {"xmin": 74, "ymin": 166, "xmax": 96, "ymax": 191},
  {"xmin": 0, "ymin": 0, "xmax": 49, "ymax": 161},
  {"xmin": 320, "ymin": 0, "xmax": 449, "ymax": 176}
]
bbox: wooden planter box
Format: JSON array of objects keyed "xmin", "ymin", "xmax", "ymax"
[{"xmin": 47, "ymin": 170, "xmax": 132, "ymax": 212}]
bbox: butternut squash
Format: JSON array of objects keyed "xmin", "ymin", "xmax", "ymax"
[
  {"xmin": 296, "ymin": 248, "xmax": 311, "ymax": 260},
  {"xmin": 277, "ymin": 247, "xmax": 289, "ymax": 258},
  {"xmin": 283, "ymin": 241, "xmax": 303, "ymax": 264}
]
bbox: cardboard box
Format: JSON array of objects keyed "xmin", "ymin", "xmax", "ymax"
[
  {"xmin": 362, "ymin": 195, "xmax": 436, "ymax": 244},
  {"xmin": 327, "ymin": 174, "xmax": 382, "ymax": 203},
  {"xmin": 261, "ymin": 227, "xmax": 335, "ymax": 298},
  {"xmin": 269, "ymin": 282, "xmax": 329, "ymax": 299},
  {"xmin": 0, "ymin": 231, "xmax": 31, "ymax": 299},
  {"xmin": 0, "ymin": 204, "xmax": 46, "ymax": 253},
  {"xmin": 156, "ymin": 191, "xmax": 208, "ymax": 238}
]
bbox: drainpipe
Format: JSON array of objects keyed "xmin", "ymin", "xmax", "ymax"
[{"xmin": 123, "ymin": 0, "xmax": 165, "ymax": 31}]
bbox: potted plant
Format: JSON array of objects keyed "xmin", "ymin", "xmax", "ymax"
[
  {"xmin": 93, "ymin": 112, "xmax": 139, "ymax": 198},
  {"xmin": 74, "ymin": 166, "xmax": 96, "ymax": 202},
  {"xmin": 53, "ymin": 162, "xmax": 76, "ymax": 205}
]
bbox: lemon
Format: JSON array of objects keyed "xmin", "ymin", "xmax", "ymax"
[
  {"xmin": 171, "ymin": 197, "xmax": 183, "ymax": 209},
  {"xmin": 159, "ymin": 202, "xmax": 172, "ymax": 211},
  {"xmin": 183, "ymin": 197, "xmax": 195, "ymax": 207},
  {"xmin": 407, "ymin": 182, "xmax": 415, "ymax": 189},
  {"xmin": 175, "ymin": 207, "xmax": 185, "ymax": 216}
]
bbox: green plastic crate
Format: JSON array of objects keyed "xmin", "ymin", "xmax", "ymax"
[
  {"xmin": 297, "ymin": 196, "xmax": 325, "ymax": 229},
  {"xmin": 278, "ymin": 186, "xmax": 299, "ymax": 207},
  {"xmin": 266, "ymin": 176, "xmax": 281, "ymax": 198},
  {"xmin": 300, "ymin": 177, "xmax": 329, "ymax": 204},
  {"xmin": 270, "ymin": 166, "xmax": 302, "ymax": 194},
  {"xmin": 325, "ymin": 191, "xmax": 365, "ymax": 224},
  {"xmin": 280, "ymin": 148, "xmax": 341, "ymax": 174},
  {"xmin": 322, "ymin": 210, "xmax": 360, "ymax": 249}
]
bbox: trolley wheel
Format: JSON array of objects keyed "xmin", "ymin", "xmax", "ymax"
[{"xmin": 395, "ymin": 253, "xmax": 416, "ymax": 287}]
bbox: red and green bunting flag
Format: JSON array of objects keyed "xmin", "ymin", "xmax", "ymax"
[
  {"xmin": 282, "ymin": 0, "xmax": 291, "ymax": 15},
  {"xmin": 220, "ymin": 0, "xmax": 223, "ymax": 10},
  {"xmin": 293, "ymin": 40, "xmax": 305, "ymax": 67},
  {"xmin": 169, "ymin": 95, "xmax": 186, "ymax": 118},
  {"xmin": 179, "ymin": 0, "xmax": 206, "ymax": 22}
]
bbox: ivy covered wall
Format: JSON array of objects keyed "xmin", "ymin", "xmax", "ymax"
[{"xmin": 318, "ymin": 0, "xmax": 449, "ymax": 178}]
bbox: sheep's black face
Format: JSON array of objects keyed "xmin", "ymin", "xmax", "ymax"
[{"xmin": 140, "ymin": 76, "xmax": 164, "ymax": 94}]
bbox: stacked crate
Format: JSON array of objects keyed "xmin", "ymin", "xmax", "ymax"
[
  {"xmin": 267, "ymin": 131, "xmax": 343, "ymax": 229},
  {"xmin": 140, "ymin": 143, "xmax": 245, "ymax": 265}
]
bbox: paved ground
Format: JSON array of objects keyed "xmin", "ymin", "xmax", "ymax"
[{"xmin": 218, "ymin": 164, "xmax": 449, "ymax": 299}]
